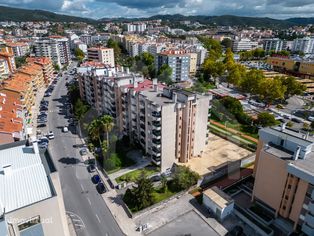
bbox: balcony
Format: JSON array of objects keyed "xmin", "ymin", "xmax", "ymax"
[
  {"xmin": 152, "ymin": 147, "xmax": 161, "ymax": 157},
  {"xmin": 140, "ymin": 124, "xmax": 145, "ymax": 130},
  {"xmin": 152, "ymin": 138, "xmax": 161, "ymax": 148},
  {"xmin": 151, "ymin": 155, "xmax": 161, "ymax": 165},
  {"xmin": 140, "ymin": 131, "xmax": 146, "ymax": 138},
  {"xmin": 140, "ymin": 116, "xmax": 145, "ymax": 123},
  {"xmin": 152, "ymin": 130, "xmax": 161, "ymax": 138},
  {"xmin": 305, "ymin": 212, "xmax": 314, "ymax": 228},
  {"xmin": 309, "ymin": 201, "xmax": 314, "ymax": 214},
  {"xmin": 152, "ymin": 111, "xmax": 161, "ymax": 117},
  {"xmin": 302, "ymin": 223, "xmax": 314, "ymax": 236}
]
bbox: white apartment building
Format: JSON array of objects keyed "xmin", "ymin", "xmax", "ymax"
[
  {"xmin": 263, "ymin": 38, "xmax": 286, "ymax": 53},
  {"xmin": 232, "ymin": 38, "xmax": 259, "ymax": 52},
  {"xmin": 87, "ymin": 47, "xmax": 115, "ymax": 67},
  {"xmin": 0, "ymin": 141, "xmax": 70, "ymax": 236},
  {"xmin": 292, "ymin": 37, "xmax": 314, "ymax": 54},
  {"xmin": 6, "ymin": 42, "xmax": 30, "ymax": 57},
  {"xmin": 34, "ymin": 37, "xmax": 71, "ymax": 66},
  {"xmin": 126, "ymin": 23, "xmax": 147, "ymax": 33},
  {"xmin": 156, "ymin": 50, "xmax": 191, "ymax": 82},
  {"xmin": 0, "ymin": 59, "xmax": 9, "ymax": 77}
]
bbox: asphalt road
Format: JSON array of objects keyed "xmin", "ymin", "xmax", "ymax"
[{"xmin": 44, "ymin": 62, "xmax": 124, "ymax": 236}]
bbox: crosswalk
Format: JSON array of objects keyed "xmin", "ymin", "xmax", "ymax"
[{"xmin": 67, "ymin": 211, "xmax": 85, "ymax": 231}]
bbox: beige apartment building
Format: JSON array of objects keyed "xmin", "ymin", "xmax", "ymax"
[
  {"xmin": 0, "ymin": 141, "xmax": 70, "ymax": 236},
  {"xmin": 87, "ymin": 47, "xmax": 115, "ymax": 67},
  {"xmin": 252, "ymin": 126, "xmax": 314, "ymax": 235}
]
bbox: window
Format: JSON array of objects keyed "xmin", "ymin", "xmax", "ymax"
[{"xmin": 18, "ymin": 216, "xmax": 41, "ymax": 231}]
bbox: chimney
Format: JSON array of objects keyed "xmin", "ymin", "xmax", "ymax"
[
  {"xmin": 293, "ymin": 146, "xmax": 301, "ymax": 161},
  {"xmin": 172, "ymin": 92, "xmax": 177, "ymax": 103},
  {"xmin": 33, "ymin": 142, "xmax": 39, "ymax": 154},
  {"xmin": 3, "ymin": 164, "xmax": 12, "ymax": 176}
]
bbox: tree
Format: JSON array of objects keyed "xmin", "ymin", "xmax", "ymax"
[
  {"xmin": 54, "ymin": 63, "xmax": 60, "ymax": 71},
  {"xmin": 258, "ymin": 77, "xmax": 286, "ymax": 106},
  {"xmin": 240, "ymin": 69, "xmax": 265, "ymax": 95},
  {"xmin": 74, "ymin": 48, "xmax": 85, "ymax": 61},
  {"xmin": 74, "ymin": 99, "xmax": 89, "ymax": 120},
  {"xmin": 158, "ymin": 64, "xmax": 173, "ymax": 85},
  {"xmin": 99, "ymin": 115, "xmax": 114, "ymax": 148},
  {"xmin": 303, "ymin": 123, "xmax": 310, "ymax": 131},
  {"xmin": 221, "ymin": 38, "xmax": 233, "ymax": 48},
  {"xmin": 132, "ymin": 173, "xmax": 154, "ymax": 211},
  {"xmin": 15, "ymin": 56, "xmax": 27, "ymax": 68},
  {"xmin": 280, "ymin": 76, "xmax": 306, "ymax": 98},
  {"xmin": 160, "ymin": 175, "xmax": 168, "ymax": 193},
  {"xmin": 171, "ymin": 166, "xmax": 200, "ymax": 191},
  {"xmin": 203, "ymin": 59, "xmax": 225, "ymax": 83},
  {"xmin": 141, "ymin": 52, "xmax": 154, "ymax": 66},
  {"xmin": 107, "ymin": 38, "xmax": 121, "ymax": 62},
  {"xmin": 88, "ymin": 119, "xmax": 102, "ymax": 145},
  {"xmin": 256, "ymin": 112, "xmax": 278, "ymax": 127}
]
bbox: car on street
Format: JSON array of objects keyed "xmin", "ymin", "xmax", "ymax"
[
  {"xmin": 87, "ymin": 164, "xmax": 96, "ymax": 173},
  {"xmin": 39, "ymin": 137, "xmax": 49, "ymax": 143},
  {"xmin": 37, "ymin": 123, "xmax": 47, "ymax": 128},
  {"xmin": 292, "ymin": 117, "xmax": 302, "ymax": 123},
  {"xmin": 47, "ymin": 131, "xmax": 54, "ymax": 139},
  {"xmin": 91, "ymin": 175, "xmax": 101, "ymax": 184},
  {"xmin": 38, "ymin": 142, "xmax": 48, "ymax": 149},
  {"xmin": 80, "ymin": 148, "xmax": 87, "ymax": 155},
  {"xmin": 62, "ymin": 126, "xmax": 69, "ymax": 133},
  {"xmin": 96, "ymin": 182, "xmax": 106, "ymax": 194},
  {"xmin": 308, "ymin": 116, "xmax": 314, "ymax": 122},
  {"xmin": 40, "ymin": 106, "xmax": 48, "ymax": 111}
]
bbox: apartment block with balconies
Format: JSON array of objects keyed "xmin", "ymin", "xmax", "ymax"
[{"xmin": 252, "ymin": 126, "xmax": 314, "ymax": 234}]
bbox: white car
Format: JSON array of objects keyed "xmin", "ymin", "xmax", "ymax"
[
  {"xmin": 47, "ymin": 131, "xmax": 55, "ymax": 140},
  {"xmin": 63, "ymin": 126, "xmax": 69, "ymax": 133},
  {"xmin": 308, "ymin": 116, "xmax": 314, "ymax": 122}
]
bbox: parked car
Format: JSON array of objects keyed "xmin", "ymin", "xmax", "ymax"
[
  {"xmin": 80, "ymin": 148, "xmax": 87, "ymax": 155},
  {"xmin": 38, "ymin": 142, "xmax": 48, "ymax": 149},
  {"xmin": 96, "ymin": 182, "xmax": 106, "ymax": 194},
  {"xmin": 40, "ymin": 106, "xmax": 48, "ymax": 111},
  {"xmin": 62, "ymin": 126, "xmax": 69, "ymax": 133},
  {"xmin": 47, "ymin": 131, "xmax": 54, "ymax": 139},
  {"xmin": 37, "ymin": 123, "xmax": 47, "ymax": 128},
  {"xmin": 308, "ymin": 116, "xmax": 314, "ymax": 122},
  {"xmin": 87, "ymin": 164, "xmax": 96, "ymax": 173},
  {"xmin": 292, "ymin": 117, "xmax": 302, "ymax": 123},
  {"xmin": 39, "ymin": 137, "xmax": 49, "ymax": 143},
  {"xmin": 91, "ymin": 175, "xmax": 101, "ymax": 184}
]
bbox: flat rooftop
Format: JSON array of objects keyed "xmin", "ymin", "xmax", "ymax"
[
  {"xmin": 147, "ymin": 210, "xmax": 220, "ymax": 236},
  {"xmin": 203, "ymin": 186, "xmax": 233, "ymax": 209},
  {"xmin": 0, "ymin": 141, "xmax": 53, "ymax": 213},
  {"xmin": 140, "ymin": 89, "xmax": 173, "ymax": 106},
  {"xmin": 179, "ymin": 133, "xmax": 252, "ymax": 176},
  {"xmin": 288, "ymin": 153, "xmax": 314, "ymax": 184}
]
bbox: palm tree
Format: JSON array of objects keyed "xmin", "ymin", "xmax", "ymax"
[
  {"xmin": 88, "ymin": 119, "xmax": 102, "ymax": 146},
  {"xmin": 99, "ymin": 115, "xmax": 114, "ymax": 148}
]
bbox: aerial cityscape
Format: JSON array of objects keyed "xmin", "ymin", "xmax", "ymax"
[{"xmin": 0, "ymin": 1, "xmax": 314, "ymax": 236}]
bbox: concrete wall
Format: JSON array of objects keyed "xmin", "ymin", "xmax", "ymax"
[
  {"xmin": 252, "ymin": 150, "xmax": 288, "ymax": 211},
  {"xmin": 161, "ymin": 105, "xmax": 176, "ymax": 172},
  {"xmin": 289, "ymin": 179, "xmax": 308, "ymax": 224}
]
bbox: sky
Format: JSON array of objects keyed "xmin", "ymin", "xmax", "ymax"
[{"xmin": 0, "ymin": 0, "xmax": 314, "ymax": 19}]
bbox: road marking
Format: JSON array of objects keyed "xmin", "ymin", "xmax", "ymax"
[
  {"xmin": 72, "ymin": 219, "xmax": 81, "ymax": 222},
  {"xmin": 80, "ymin": 184, "xmax": 85, "ymax": 191},
  {"xmin": 86, "ymin": 197, "xmax": 91, "ymax": 205},
  {"xmin": 95, "ymin": 214, "xmax": 101, "ymax": 223}
]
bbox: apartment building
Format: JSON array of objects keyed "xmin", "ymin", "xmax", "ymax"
[
  {"xmin": 0, "ymin": 90, "xmax": 24, "ymax": 144},
  {"xmin": 252, "ymin": 126, "xmax": 314, "ymax": 235},
  {"xmin": 156, "ymin": 50, "xmax": 191, "ymax": 82},
  {"xmin": 0, "ymin": 59, "xmax": 9, "ymax": 77},
  {"xmin": 6, "ymin": 42, "xmax": 30, "ymax": 57},
  {"xmin": 0, "ymin": 141, "xmax": 70, "ymax": 236},
  {"xmin": 87, "ymin": 47, "xmax": 115, "ymax": 67},
  {"xmin": 128, "ymin": 86, "xmax": 210, "ymax": 171},
  {"xmin": 0, "ymin": 47, "xmax": 16, "ymax": 73},
  {"xmin": 292, "ymin": 37, "xmax": 314, "ymax": 54},
  {"xmin": 232, "ymin": 38, "xmax": 259, "ymax": 52},
  {"xmin": 27, "ymin": 57, "xmax": 55, "ymax": 85},
  {"xmin": 34, "ymin": 37, "xmax": 71, "ymax": 67},
  {"xmin": 126, "ymin": 23, "xmax": 147, "ymax": 33},
  {"xmin": 263, "ymin": 38, "xmax": 286, "ymax": 53},
  {"xmin": 189, "ymin": 53, "xmax": 197, "ymax": 75}
]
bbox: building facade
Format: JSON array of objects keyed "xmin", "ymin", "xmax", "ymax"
[
  {"xmin": 252, "ymin": 126, "xmax": 314, "ymax": 234},
  {"xmin": 232, "ymin": 38, "xmax": 259, "ymax": 52},
  {"xmin": 87, "ymin": 47, "xmax": 115, "ymax": 67}
]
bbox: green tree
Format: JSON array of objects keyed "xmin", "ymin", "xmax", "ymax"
[
  {"xmin": 303, "ymin": 123, "xmax": 310, "ymax": 131},
  {"xmin": 171, "ymin": 166, "xmax": 200, "ymax": 191},
  {"xmin": 74, "ymin": 48, "xmax": 85, "ymax": 61},
  {"xmin": 132, "ymin": 173, "xmax": 154, "ymax": 210},
  {"xmin": 15, "ymin": 56, "xmax": 27, "ymax": 68},
  {"xmin": 256, "ymin": 112, "xmax": 278, "ymax": 127},
  {"xmin": 221, "ymin": 38, "xmax": 233, "ymax": 48},
  {"xmin": 259, "ymin": 77, "xmax": 286, "ymax": 106},
  {"xmin": 88, "ymin": 119, "xmax": 102, "ymax": 145},
  {"xmin": 158, "ymin": 64, "xmax": 173, "ymax": 85},
  {"xmin": 107, "ymin": 38, "xmax": 121, "ymax": 62},
  {"xmin": 74, "ymin": 99, "xmax": 89, "ymax": 120},
  {"xmin": 160, "ymin": 175, "xmax": 168, "ymax": 193},
  {"xmin": 99, "ymin": 115, "xmax": 114, "ymax": 148},
  {"xmin": 141, "ymin": 52, "xmax": 154, "ymax": 66},
  {"xmin": 203, "ymin": 59, "xmax": 225, "ymax": 83},
  {"xmin": 240, "ymin": 69, "xmax": 265, "ymax": 95},
  {"xmin": 280, "ymin": 76, "xmax": 306, "ymax": 98},
  {"xmin": 54, "ymin": 63, "xmax": 60, "ymax": 71}
]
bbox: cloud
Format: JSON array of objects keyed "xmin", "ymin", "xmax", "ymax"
[{"xmin": 0, "ymin": 0, "xmax": 314, "ymax": 19}]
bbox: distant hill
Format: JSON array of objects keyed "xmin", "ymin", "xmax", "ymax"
[
  {"xmin": 286, "ymin": 17, "xmax": 314, "ymax": 25},
  {"xmin": 100, "ymin": 14, "xmax": 295, "ymax": 28},
  {"xmin": 0, "ymin": 5, "xmax": 95, "ymax": 23}
]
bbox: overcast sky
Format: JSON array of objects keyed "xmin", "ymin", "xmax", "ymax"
[{"xmin": 0, "ymin": 0, "xmax": 313, "ymax": 19}]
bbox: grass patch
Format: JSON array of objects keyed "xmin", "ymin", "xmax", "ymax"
[
  {"xmin": 152, "ymin": 187, "xmax": 177, "ymax": 203},
  {"xmin": 116, "ymin": 165, "xmax": 160, "ymax": 183}
]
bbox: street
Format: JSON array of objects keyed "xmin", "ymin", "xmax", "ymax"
[{"xmin": 44, "ymin": 62, "xmax": 124, "ymax": 236}]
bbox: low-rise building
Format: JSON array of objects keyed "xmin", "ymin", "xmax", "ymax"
[
  {"xmin": 87, "ymin": 47, "xmax": 115, "ymax": 67},
  {"xmin": 0, "ymin": 47, "xmax": 16, "ymax": 73},
  {"xmin": 0, "ymin": 141, "xmax": 70, "ymax": 236},
  {"xmin": 232, "ymin": 38, "xmax": 259, "ymax": 52},
  {"xmin": 252, "ymin": 126, "xmax": 314, "ymax": 234}
]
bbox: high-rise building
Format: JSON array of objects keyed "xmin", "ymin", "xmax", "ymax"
[
  {"xmin": 0, "ymin": 141, "xmax": 70, "ymax": 236},
  {"xmin": 292, "ymin": 37, "xmax": 314, "ymax": 54},
  {"xmin": 6, "ymin": 42, "xmax": 30, "ymax": 57},
  {"xmin": 252, "ymin": 126, "xmax": 314, "ymax": 235},
  {"xmin": 87, "ymin": 47, "xmax": 115, "ymax": 67},
  {"xmin": 263, "ymin": 38, "xmax": 286, "ymax": 53},
  {"xmin": 156, "ymin": 50, "xmax": 191, "ymax": 82},
  {"xmin": 34, "ymin": 37, "xmax": 71, "ymax": 67},
  {"xmin": 0, "ymin": 47, "xmax": 16, "ymax": 74}
]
